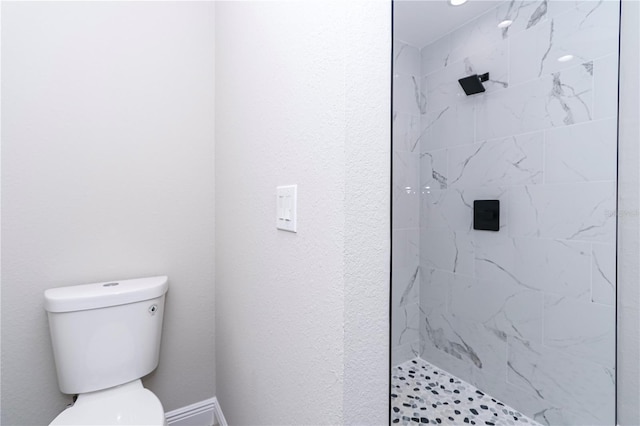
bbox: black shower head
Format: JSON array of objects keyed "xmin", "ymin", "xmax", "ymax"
[{"xmin": 458, "ymin": 72, "xmax": 489, "ymax": 96}]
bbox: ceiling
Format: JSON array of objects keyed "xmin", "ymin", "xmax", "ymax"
[{"xmin": 394, "ymin": 0, "xmax": 503, "ymax": 48}]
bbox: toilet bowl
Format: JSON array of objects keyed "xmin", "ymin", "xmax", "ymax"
[
  {"xmin": 44, "ymin": 276, "xmax": 169, "ymax": 426},
  {"xmin": 49, "ymin": 380, "xmax": 167, "ymax": 426}
]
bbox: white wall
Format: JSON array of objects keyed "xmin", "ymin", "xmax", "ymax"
[
  {"xmin": 342, "ymin": 3, "xmax": 392, "ymax": 421},
  {"xmin": 617, "ymin": 1, "xmax": 640, "ymax": 425},
  {"xmin": 1, "ymin": 2, "xmax": 215, "ymax": 424},
  {"xmin": 214, "ymin": 1, "xmax": 390, "ymax": 424}
]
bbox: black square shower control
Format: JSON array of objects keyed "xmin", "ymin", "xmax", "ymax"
[{"xmin": 473, "ymin": 200, "xmax": 500, "ymax": 231}]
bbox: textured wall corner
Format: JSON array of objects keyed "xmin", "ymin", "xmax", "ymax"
[
  {"xmin": 215, "ymin": 1, "xmax": 390, "ymax": 425},
  {"xmin": 215, "ymin": 2, "xmax": 348, "ymax": 424},
  {"xmin": 343, "ymin": 1, "xmax": 392, "ymax": 425}
]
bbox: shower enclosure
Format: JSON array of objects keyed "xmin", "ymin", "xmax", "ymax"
[{"xmin": 391, "ymin": 1, "xmax": 619, "ymax": 424}]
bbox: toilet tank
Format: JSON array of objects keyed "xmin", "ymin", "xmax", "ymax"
[{"xmin": 44, "ymin": 276, "xmax": 169, "ymax": 395}]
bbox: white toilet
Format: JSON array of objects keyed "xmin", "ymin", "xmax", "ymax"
[{"xmin": 44, "ymin": 276, "xmax": 169, "ymax": 426}]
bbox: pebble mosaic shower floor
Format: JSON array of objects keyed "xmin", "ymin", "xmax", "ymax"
[{"xmin": 392, "ymin": 358, "xmax": 541, "ymax": 426}]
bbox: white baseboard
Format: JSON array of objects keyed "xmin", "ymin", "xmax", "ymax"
[
  {"xmin": 165, "ymin": 397, "xmax": 227, "ymax": 426},
  {"xmin": 213, "ymin": 397, "xmax": 228, "ymax": 426}
]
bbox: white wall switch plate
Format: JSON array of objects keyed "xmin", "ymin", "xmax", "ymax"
[{"xmin": 276, "ymin": 185, "xmax": 297, "ymax": 233}]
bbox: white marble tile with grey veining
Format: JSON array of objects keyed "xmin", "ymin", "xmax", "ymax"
[
  {"xmin": 448, "ymin": 5, "xmax": 509, "ymax": 65},
  {"xmin": 544, "ymin": 0, "xmax": 592, "ymax": 21},
  {"xmin": 420, "ymin": 227, "xmax": 475, "ymax": 276},
  {"xmin": 544, "ymin": 118, "xmax": 617, "ymax": 184},
  {"xmin": 392, "ymin": 340, "xmax": 421, "ymax": 367},
  {"xmin": 394, "ymin": 73, "xmax": 426, "ymax": 116},
  {"xmin": 419, "ymin": 267, "xmax": 453, "ymax": 364},
  {"xmin": 393, "ymin": 112, "xmax": 421, "ymax": 153},
  {"xmin": 393, "ymin": 300, "xmax": 420, "ymax": 348},
  {"xmin": 421, "ymin": 100, "xmax": 475, "ymax": 152},
  {"xmin": 393, "ymin": 151, "xmax": 420, "ymax": 230},
  {"xmin": 543, "ymin": 294, "xmax": 615, "ymax": 368},
  {"xmin": 419, "ymin": 268, "xmax": 452, "ymax": 369},
  {"xmin": 451, "ymin": 316, "xmax": 511, "ymax": 401},
  {"xmin": 420, "ymin": 338, "xmax": 476, "ymax": 391},
  {"xmin": 496, "ymin": 0, "xmax": 550, "ymax": 40},
  {"xmin": 509, "ymin": 0, "xmax": 619, "ymax": 85},
  {"xmin": 507, "ymin": 182, "xmax": 616, "ymax": 242},
  {"xmin": 420, "ymin": 69, "xmax": 466, "ymax": 117},
  {"xmin": 392, "ymin": 229, "xmax": 420, "ymax": 308},
  {"xmin": 507, "ymin": 336, "xmax": 615, "ymax": 425},
  {"xmin": 420, "ymin": 267, "xmax": 451, "ymax": 313},
  {"xmin": 543, "ymin": 65, "xmax": 593, "ymax": 126},
  {"xmin": 476, "ymin": 64, "xmax": 593, "ymax": 141},
  {"xmin": 420, "ymin": 149, "xmax": 447, "ymax": 192},
  {"xmin": 394, "ymin": 151, "xmax": 420, "ymax": 190},
  {"xmin": 474, "ymin": 234, "xmax": 591, "ymax": 299},
  {"xmin": 393, "ymin": 185, "xmax": 419, "ymax": 230},
  {"xmin": 449, "ymin": 275, "xmax": 544, "ymax": 345},
  {"xmin": 593, "ymin": 54, "xmax": 619, "ymax": 120},
  {"xmin": 448, "ymin": 132, "xmax": 543, "ymax": 188},
  {"xmin": 421, "ymin": 33, "xmax": 452, "ymax": 77},
  {"xmin": 394, "ymin": 40, "xmax": 421, "ymax": 77},
  {"xmin": 591, "ymin": 242, "xmax": 616, "ymax": 306},
  {"xmin": 421, "ymin": 189, "xmax": 472, "ymax": 232},
  {"xmin": 420, "ymin": 306, "xmax": 474, "ymax": 382},
  {"xmin": 420, "ymin": 71, "xmax": 464, "ymax": 117},
  {"xmin": 420, "ymin": 308, "xmax": 510, "ymax": 400}
]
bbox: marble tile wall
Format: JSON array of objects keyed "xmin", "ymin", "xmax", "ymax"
[
  {"xmin": 415, "ymin": 1, "xmax": 619, "ymax": 425},
  {"xmin": 392, "ymin": 39, "xmax": 422, "ymax": 365}
]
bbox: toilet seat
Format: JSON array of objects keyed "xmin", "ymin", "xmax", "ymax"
[{"xmin": 49, "ymin": 380, "xmax": 166, "ymax": 426}]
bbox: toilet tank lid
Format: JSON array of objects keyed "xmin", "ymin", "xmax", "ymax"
[{"xmin": 44, "ymin": 276, "xmax": 168, "ymax": 313}]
